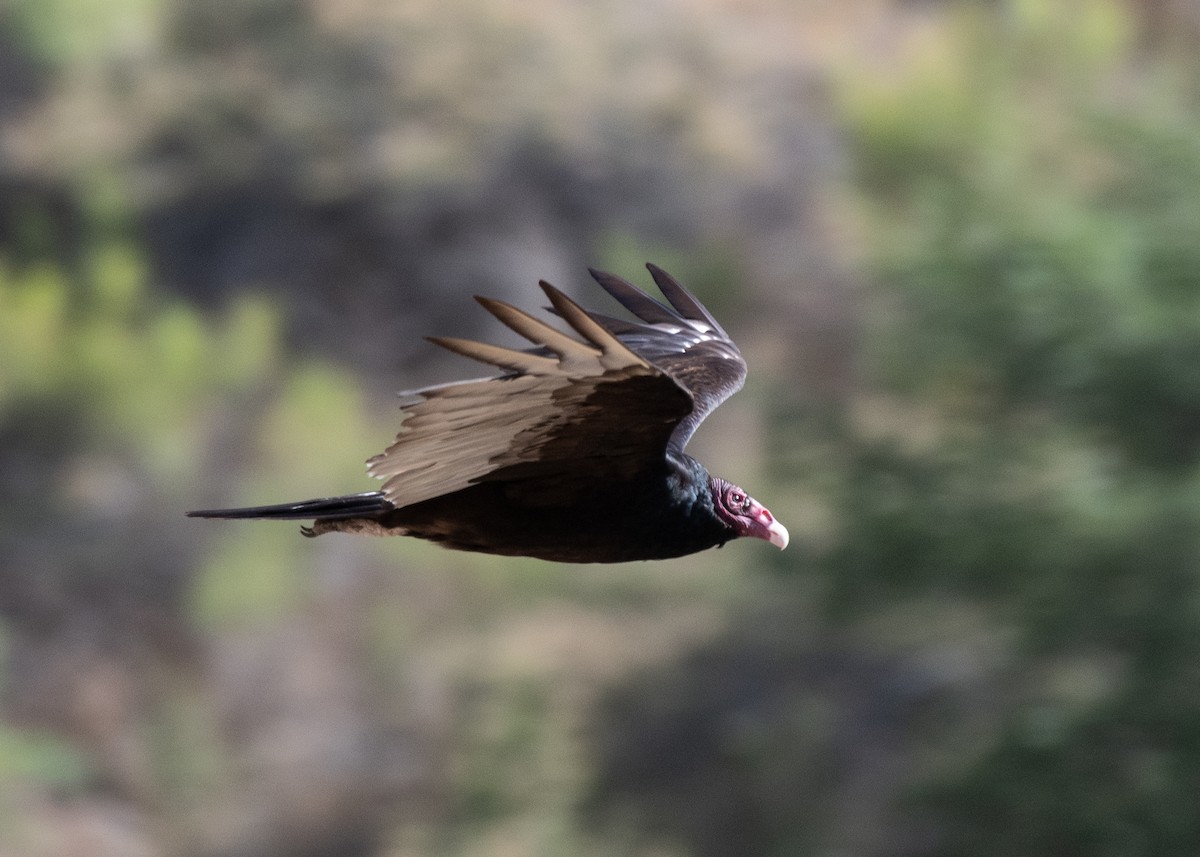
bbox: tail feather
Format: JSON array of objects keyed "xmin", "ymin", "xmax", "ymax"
[{"xmin": 187, "ymin": 491, "xmax": 391, "ymax": 521}]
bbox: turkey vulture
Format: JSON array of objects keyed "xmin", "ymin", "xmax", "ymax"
[{"xmin": 188, "ymin": 265, "xmax": 787, "ymax": 562}]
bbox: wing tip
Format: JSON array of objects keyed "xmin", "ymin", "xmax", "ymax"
[
  {"xmin": 536, "ymin": 278, "xmax": 573, "ymax": 307},
  {"xmin": 473, "ymin": 294, "xmax": 506, "ymax": 311},
  {"xmin": 643, "ymin": 263, "xmax": 727, "ymax": 333}
]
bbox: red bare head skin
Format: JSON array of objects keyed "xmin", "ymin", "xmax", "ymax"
[{"xmin": 711, "ymin": 478, "xmax": 788, "ymax": 550}]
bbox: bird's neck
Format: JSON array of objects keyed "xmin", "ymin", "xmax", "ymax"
[{"xmin": 665, "ymin": 452, "xmax": 736, "ymax": 545}]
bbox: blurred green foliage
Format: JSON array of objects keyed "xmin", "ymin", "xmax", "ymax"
[
  {"xmin": 9, "ymin": 0, "xmax": 164, "ymax": 64},
  {"xmin": 0, "ymin": 725, "xmax": 90, "ymax": 787},
  {"xmin": 0, "ymin": 245, "xmax": 280, "ymax": 486},
  {"xmin": 824, "ymin": 1, "xmax": 1200, "ymax": 852}
]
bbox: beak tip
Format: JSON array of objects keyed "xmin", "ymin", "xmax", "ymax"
[{"xmin": 767, "ymin": 520, "xmax": 790, "ymax": 551}]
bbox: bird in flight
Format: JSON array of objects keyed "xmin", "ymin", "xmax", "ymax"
[{"xmin": 189, "ymin": 264, "xmax": 787, "ymax": 563}]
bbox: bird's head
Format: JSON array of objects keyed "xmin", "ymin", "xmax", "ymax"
[{"xmin": 711, "ymin": 478, "xmax": 788, "ymax": 550}]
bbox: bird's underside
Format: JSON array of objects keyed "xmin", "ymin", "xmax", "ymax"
[
  {"xmin": 331, "ymin": 464, "xmax": 726, "ymax": 563},
  {"xmin": 188, "ymin": 265, "xmax": 788, "ymax": 562}
]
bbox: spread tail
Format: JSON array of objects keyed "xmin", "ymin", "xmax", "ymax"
[{"xmin": 187, "ymin": 491, "xmax": 391, "ymax": 521}]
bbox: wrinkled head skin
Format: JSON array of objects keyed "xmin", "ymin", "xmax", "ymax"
[{"xmin": 711, "ymin": 478, "xmax": 788, "ymax": 550}]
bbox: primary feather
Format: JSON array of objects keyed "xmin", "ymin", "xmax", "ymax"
[{"xmin": 188, "ymin": 265, "xmax": 787, "ymax": 562}]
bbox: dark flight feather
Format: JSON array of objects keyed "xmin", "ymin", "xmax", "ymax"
[{"xmin": 580, "ymin": 266, "xmax": 746, "ymax": 450}]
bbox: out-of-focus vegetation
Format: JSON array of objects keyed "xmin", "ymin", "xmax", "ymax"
[
  {"xmin": 828, "ymin": 4, "xmax": 1200, "ymax": 853},
  {"xmin": 3, "ymin": 0, "xmax": 1200, "ymax": 855}
]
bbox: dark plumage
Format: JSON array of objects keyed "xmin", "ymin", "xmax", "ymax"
[{"xmin": 188, "ymin": 264, "xmax": 788, "ymax": 562}]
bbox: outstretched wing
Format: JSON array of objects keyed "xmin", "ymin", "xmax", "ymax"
[
  {"xmin": 367, "ymin": 282, "xmax": 693, "ymax": 509},
  {"xmin": 583, "ymin": 264, "xmax": 747, "ymax": 450}
]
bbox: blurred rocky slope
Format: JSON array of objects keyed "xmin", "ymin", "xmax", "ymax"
[
  {"xmin": 1, "ymin": 0, "xmax": 848, "ymax": 387},
  {"xmin": 0, "ymin": 1, "xmax": 845, "ymax": 854},
  {"xmin": 4, "ymin": 1, "xmax": 1200, "ymax": 856}
]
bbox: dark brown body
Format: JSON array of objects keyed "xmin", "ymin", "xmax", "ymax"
[{"xmin": 311, "ymin": 458, "xmax": 734, "ymax": 563}]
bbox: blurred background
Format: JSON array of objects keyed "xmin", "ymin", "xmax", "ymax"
[{"xmin": 2, "ymin": 0, "xmax": 1200, "ymax": 854}]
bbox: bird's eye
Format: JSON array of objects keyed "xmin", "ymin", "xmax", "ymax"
[{"xmin": 728, "ymin": 490, "xmax": 745, "ymax": 509}]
